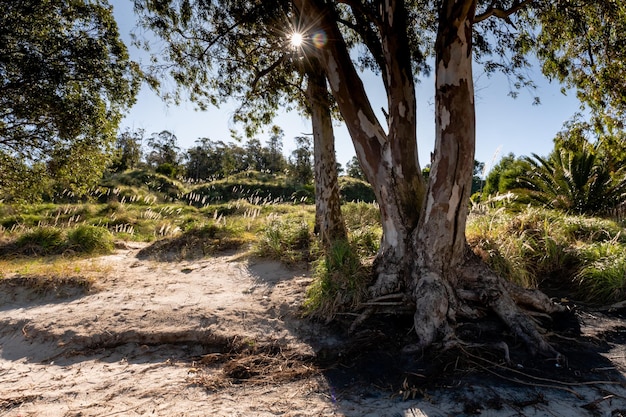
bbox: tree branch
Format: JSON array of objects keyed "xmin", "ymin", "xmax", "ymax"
[
  {"xmin": 475, "ymin": 0, "xmax": 534, "ymax": 23},
  {"xmin": 337, "ymin": 0, "xmax": 382, "ymax": 30},
  {"xmin": 250, "ymin": 55, "xmax": 286, "ymax": 92}
]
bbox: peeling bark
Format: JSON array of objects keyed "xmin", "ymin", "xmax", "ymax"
[
  {"xmin": 306, "ymin": 65, "xmax": 347, "ymax": 249},
  {"xmin": 293, "ymin": 0, "xmax": 425, "ymax": 293}
]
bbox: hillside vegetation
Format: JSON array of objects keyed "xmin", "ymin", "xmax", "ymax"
[{"xmin": 1, "ymin": 169, "xmax": 625, "ymax": 308}]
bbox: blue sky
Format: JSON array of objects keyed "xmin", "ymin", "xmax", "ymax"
[{"xmin": 112, "ymin": 1, "xmax": 582, "ymax": 174}]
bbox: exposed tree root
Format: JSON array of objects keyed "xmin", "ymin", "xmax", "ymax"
[
  {"xmin": 358, "ymin": 253, "xmax": 566, "ymax": 358},
  {"xmin": 410, "ymin": 271, "xmax": 455, "ymax": 351}
]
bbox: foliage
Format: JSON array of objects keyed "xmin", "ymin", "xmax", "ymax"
[
  {"xmin": 184, "ymin": 131, "xmax": 287, "ymax": 181},
  {"xmin": 0, "ymin": 0, "xmax": 139, "ymax": 186},
  {"xmin": 288, "ymin": 136, "xmax": 314, "ymax": 185},
  {"xmin": 517, "ymin": 143, "xmax": 626, "ymax": 215},
  {"xmin": 5, "ymin": 225, "xmax": 113, "ymax": 256},
  {"xmin": 145, "ymin": 130, "xmax": 181, "ymax": 174},
  {"xmin": 111, "ymin": 128, "xmax": 144, "ymax": 172},
  {"xmin": 532, "ymin": 1, "xmax": 626, "ymax": 122},
  {"xmin": 0, "ymin": 155, "xmax": 50, "ymax": 203},
  {"xmin": 137, "ymin": 222, "xmax": 251, "ymax": 261},
  {"xmin": 133, "ymin": 0, "xmax": 308, "ymax": 137},
  {"xmin": 48, "ymin": 139, "xmax": 116, "ymax": 200},
  {"xmin": 345, "ymin": 156, "xmax": 365, "ymax": 180},
  {"xmin": 14, "ymin": 228, "xmax": 65, "ymax": 256},
  {"xmin": 482, "ymin": 153, "xmax": 529, "ymax": 197},
  {"xmin": 66, "ymin": 225, "xmax": 114, "ymax": 254},
  {"xmin": 338, "ymin": 177, "xmax": 376, "ymax": 203},
  {"xmin": 254, "ymin": 215, "xmax": 314, "ymax": 264},
  {"xmin": 575, "ymin": 242, "xmax": 626, "ymax": 304}
]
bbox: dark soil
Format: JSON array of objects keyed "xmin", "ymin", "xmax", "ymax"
[{"xmin": 192, "ymin": 306, "xmax": 626, "ymax": 407}]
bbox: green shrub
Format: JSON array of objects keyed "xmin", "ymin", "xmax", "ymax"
[
  {"xmin": 339, "ymin": 177, "xmax": 376, "ymax": 203},
  {"xmin": 15, "ymin": 227, "xmax": 64, "ymax": 255},
  {"xmin": 67, "ymin": 225, "xmax": 114, "ymax": 254},
  {"xmin": 304, "ymin": 239, "xmax": 369, "ymax": 320}
]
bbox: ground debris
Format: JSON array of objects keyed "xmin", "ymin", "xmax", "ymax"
[
  {"xmin": 0, "ymin": 395, "xmax": 40, "ymax": 411},
  {"xmin": 189, "ymin": 342, "xmax": 319, "ymax": 391}
]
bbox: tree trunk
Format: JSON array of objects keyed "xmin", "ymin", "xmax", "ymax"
[
  {"xmin": 306, "ymin": 66, "xmax": 348, "ymax": 249},
  {"xmin": 293, "ymin": 0, "xmax": 425, "ymax": 294},
  {"xmin": 408, "ymin": 0, "xmax": 562, "ymax": 357}
]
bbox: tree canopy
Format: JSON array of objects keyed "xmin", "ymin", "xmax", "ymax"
[{"xmin": 0, "ymin": 0, "xmax": 140, "ymax": 161}]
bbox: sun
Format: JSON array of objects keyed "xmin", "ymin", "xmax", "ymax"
[{"xmin": 290, "ymin": 32, "xmax": 304, "ymax": 48}]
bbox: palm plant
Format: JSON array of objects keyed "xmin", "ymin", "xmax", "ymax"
[{"xmin": 518, "ymin": 143, "xmax": 626, "ymax": 215}]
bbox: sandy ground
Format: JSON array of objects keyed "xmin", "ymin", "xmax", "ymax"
[{"xmin": 2, "ymin": 243, "xmax": 626, "ymax": 416}]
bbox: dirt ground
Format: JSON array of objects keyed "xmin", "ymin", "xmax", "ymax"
[{"xmin": 2, "ymin": 243, "xmax": 626, "ymax": 416}]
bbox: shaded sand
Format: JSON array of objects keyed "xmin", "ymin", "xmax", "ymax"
[{"xmin": 2, "ymin": 243, "xmax": 626, "ymax": 416}]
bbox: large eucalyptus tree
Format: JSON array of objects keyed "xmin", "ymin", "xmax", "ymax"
[{"xmin": 135, "ymin": 0, "xmax": 626, "ymax": 356}]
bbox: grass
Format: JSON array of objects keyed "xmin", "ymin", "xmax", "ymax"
[
  {"xmin": 467, "ymin": 206, "xmax": 626, "ymax": 304},
  {"xmin": 0, "ymin": 256, "xmax": 110, "ymax": 293},
  {"xmin": 303, "ymin": 239, "xmax": 370, "ymax": 320},
  {"xmin": 575, "ymin": 242, "xmax": 626, "ymax": 303},
  {"xmin": 254, "ymin": 212, "xmax": 315, "ymax": 264},
  {"xmin": 3, "ymin": 168, "xmax": 626, "ymax": 307}
]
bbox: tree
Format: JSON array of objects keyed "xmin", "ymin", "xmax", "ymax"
[
  {"xmin": 345, "ymin": 156, "xmax": 365, "ymax": 180},
  {"xmin": 244, "ymin": 138, "xmax": 268, "ymax": 172},
  {"xmin": 145, "ymin": 130, "xmax": 181, "ymax": 174},
  {"xmin": 266, "ymin": 126, "xmax": 287, "ymax": 174},
  {"xmin": 135, "ymin": 0, "xmax": 626, "ymax": 356},
  {"xmin": 306, "ymin": 64, "xmax": 347, "ymax": 246},
  {"xmin": 0, "ymin": 0, "xmax": 139, "ymax": 161},
  {"xmin": 0, "ymin": 155, "xmax": 49, "ymax": 203},
  {"xmin": 47, "ymin": 138, "xmax": 113, "ymax": 199},
  {"xmin": 534, "ymin": 1, "xmax": 626, "ymax": 124},
  {"xmin": 134, "ymin": 0, "xmax": 347, "ymax": 252},
  {"xmin": 289, "ymin": 136, "xmax": 314, "ymax": 184},
  {"xmin": 519, "ymin": 144, "xmax": 626, "ymax": 215},
  {"xmin": 111, "ymin": 129, "xmax": 144, "ymax": 172},
  {"xmin": 482, "ymin": 153, "xmax": 528, "ymax": 197}
]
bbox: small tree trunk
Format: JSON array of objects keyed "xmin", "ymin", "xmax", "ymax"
[{"xmin": 306, "ymin": 66, "xmax": 347, "ymax": 249}]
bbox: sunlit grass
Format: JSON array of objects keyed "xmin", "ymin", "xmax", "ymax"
[
  {"xmin": 0, "ymin": 256, "xmax": 111, "ymax": 292},
  {"xmin": 4, "ymin": 169, "xmax": 626, "ymax": 307},
  {"xmin": 467, "ymin": 206, "xmax": 626, "ymax": 304}
]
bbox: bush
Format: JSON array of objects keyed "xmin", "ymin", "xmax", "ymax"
[
  {"xmin": 67, "ymin": 225, "xmax": 114, "ymax": 254},
  {"xmin": 304, "ymin": 239, "xmax": 369, "ymax": 320},
  {"xmin": 339, "ymin": 177, "xmax": 376, "ymax": 203},
  {"xmin": 15, "ymin": 227, "xmax": 64, "ymax": 255}
]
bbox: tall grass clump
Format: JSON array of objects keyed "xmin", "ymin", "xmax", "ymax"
[
  {"xmin": 575, "ymin": 242, "xmax": 626, "ymax": 304},
  {"xmin": 14, "ymin": 227, "xmax": 64, "ymax": 255},
  {"xmin": 304, "ymin": 239, "xmax": 370, "ymax": 320},
  {"xmin": 467, "ymin": 205, "xmax": 626, "ymax": 304},
  {"xmin": 66, "ymin": 225, "xmax": 114, "ymax": 255},
  {"xmin": 254, "ymin": 215, "xmax": 313, "ymax": 264},
  {"xmin": 467, "ymin": 208, "xmax": 575, "ymax": 288}
]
